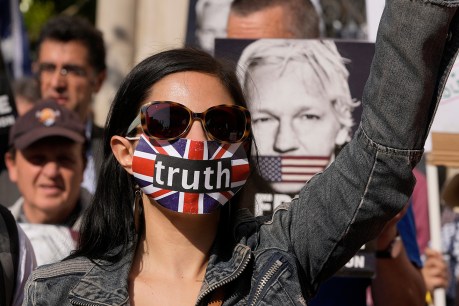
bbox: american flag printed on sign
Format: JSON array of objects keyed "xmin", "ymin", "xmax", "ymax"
[
  {"xmin": 257, "ymin": 155, "xmax": 330, "ymax": 183},
  {"xmin": 132, "ymin": 135, "xmax": 250, "ymax": 214}
]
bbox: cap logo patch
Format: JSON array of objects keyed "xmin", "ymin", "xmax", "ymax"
[{"xmin": 35, "ymin": 108, "xmax": 61, "ymax": 127}]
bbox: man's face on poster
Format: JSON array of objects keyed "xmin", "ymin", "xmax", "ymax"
[
  {"xmin": 248, "ymin": 62, "xmax": 343, "ymax": 194},
  {"xmin": 195, "ymin": 0, "xmax": 232, "ymax": 53}
]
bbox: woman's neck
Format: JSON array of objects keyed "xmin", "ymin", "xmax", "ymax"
[{"xmin": 132, "ymin": 195, "xmax": 220, "ymax": 281}]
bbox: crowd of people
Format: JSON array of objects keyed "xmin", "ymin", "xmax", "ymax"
[{"xmin": 1, "ymin": 0, "xmax": 459, "ymax": 305}]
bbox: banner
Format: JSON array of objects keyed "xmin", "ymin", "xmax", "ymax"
[
  {"xmin": 216, "ymin": 38, "xmax": 375, "ymax": 278},
  {"xmin": 0, "ymin": 48, "xmax": 16, "ymax": 171},
  {"xmin": 365, "ymin": 0, "xmax": 385, "ymax": 42},
  {"xmin": 425, "ymin": 59, "xmax": 459, "ymax": 152},
  {"xmin": 0, "ymin": 0, "xmax": 31, "ymax": 78}
]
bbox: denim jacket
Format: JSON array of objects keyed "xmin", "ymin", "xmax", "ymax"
[{"xmin": 23, "ymin": 1, "xmax": 459, "ymax": 305}]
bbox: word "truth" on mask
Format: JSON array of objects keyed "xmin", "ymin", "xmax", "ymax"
[{"xmin": 153, "ymin": 155, "xmax": 232, "ymax": 193}]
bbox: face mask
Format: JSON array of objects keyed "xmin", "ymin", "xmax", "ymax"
[{"xmin": 132, "ymin": 134, "xmax": 250, "ymax": 214}]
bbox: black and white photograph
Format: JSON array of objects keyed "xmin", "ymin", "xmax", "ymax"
[
  {"xmin": 185, "ymin": 0, "xmax": 233, "ymax": 54},
  {"xmin": 216, "ymin": 38, "xmax": 375, "ymax": 280},
  {"xmin": 216, "ymin": 38, "xmax": 372, "ymax": 214}
]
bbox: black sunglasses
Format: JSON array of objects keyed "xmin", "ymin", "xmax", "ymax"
[{"xmin": 127, "ymin": 101, "xmax": 251, "ymax": 143}]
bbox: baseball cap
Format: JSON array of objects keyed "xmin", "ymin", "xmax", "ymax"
[{"xmin": 9, "ymin": 99, "xmax": 86, "ymax": 150}]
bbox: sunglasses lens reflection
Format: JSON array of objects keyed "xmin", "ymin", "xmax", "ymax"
[
  {"xmin": 206, "ymin": 107, "xmax": 246, "ymax": 142},
  {"xmin": 145, "ymin": 103, "xmax": 190, "ymax": 139},
  {"xmin": 145, "ymin": 103, "xmax": 248, "ymax": 142}
]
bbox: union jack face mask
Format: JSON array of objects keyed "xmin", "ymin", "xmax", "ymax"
[{"xmin": 131, "ymin": 134, "xmax": 250, "ymax": 214}]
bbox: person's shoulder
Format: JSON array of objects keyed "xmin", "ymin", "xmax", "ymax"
[
  {"xmin": 24, "ymin": 256, "xmax": 96, "ymax": 305},
  {"xmin": 0, "ymin": 203, "xmax": 13, "ymax": 217},
  {"xmin": 0, "ymin": 203, "xmax": 18, "ymax": 245},
  {"xmin": 28, "ymin": 256, "xmax": 94, "ymax": 282},
  {"xmin": 232, "ymin": 208, "xmax": 280, "ymax": 243}
]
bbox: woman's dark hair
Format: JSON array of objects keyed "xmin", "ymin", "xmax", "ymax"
[{"xmin": 72, "ymin": 48, "xmax": 250, "ymax": 262}]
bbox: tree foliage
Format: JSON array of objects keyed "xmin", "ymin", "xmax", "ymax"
[{"xmin": 21, "ymin": 0, "xmax": 96, "ymax": 56}]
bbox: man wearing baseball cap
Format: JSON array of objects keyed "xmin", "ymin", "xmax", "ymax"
[{"xmin": 4, "ymin": 100, "xmax": 92, "ymax": 265}]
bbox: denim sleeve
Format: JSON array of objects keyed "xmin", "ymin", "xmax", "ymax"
[
  {"xmin": 362, "ymin": 0, "xmax": 459, "ymax": 150},
  {"xmin": 257, "ymin": 0, "xmax": 459, "ymax": 295}
]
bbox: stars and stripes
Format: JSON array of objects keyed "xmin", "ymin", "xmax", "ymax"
[{"xmin": 257, "ymin": 155, "xmax": 330, "ymax": 183}]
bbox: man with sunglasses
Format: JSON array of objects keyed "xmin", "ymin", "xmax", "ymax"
[{"xmin": 35, "ymin": 15, "xmax": 106, "ymax": 196}]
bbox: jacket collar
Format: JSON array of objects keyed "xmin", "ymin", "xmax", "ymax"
[
  {"xmin": 196, "ymin": 243, "xmax": 252, "ymax": 304},
  {"xmin": 68, "ymin": 242, "xmax": 252, "ymax": 306},
  {"xmin": 68, "ymin": 210, "xmax": 257, "ymax": 306},
  {"xmin": 68, "ymin": 247, "xmax": 135, "ymax": 306}
]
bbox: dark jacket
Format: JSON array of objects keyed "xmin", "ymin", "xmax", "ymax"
[
  {"xmin": 22, "ymin": 0, "xmax": 459, "ymax": 305},
  {"xmin": 0, "ymin": 205, "xmax": 19, "ymax": 306}
]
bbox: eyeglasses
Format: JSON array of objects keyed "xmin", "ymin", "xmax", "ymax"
[
  {"xmin": 127, "ymin": 101, "xmax": 251, "ymax": 143},
  {"xmin": 38, "ymin": 63, "xmax": 87, "ymax": 77}
]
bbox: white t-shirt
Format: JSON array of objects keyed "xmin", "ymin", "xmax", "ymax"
[
  {"xmin": 12, "ymin": 224, "xmax": 36, "ymax": 306},
  {"xmin": 19, "ymin": 223, "xmax": 78, "ymax": 267}
]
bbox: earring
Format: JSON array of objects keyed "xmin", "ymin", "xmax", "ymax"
[{"xmin": 134, "ymin": 186, "xmax": 142, "ymax": 233}]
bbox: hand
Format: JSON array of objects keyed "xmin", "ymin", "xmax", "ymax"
[{"xmin": 422, "ymin": 248, "xmax": 449, "ymax": 291}]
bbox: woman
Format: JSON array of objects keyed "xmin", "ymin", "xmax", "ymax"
[{"xmin": 23, "ymin": 1, "xmax": 459, "ymax": 305}]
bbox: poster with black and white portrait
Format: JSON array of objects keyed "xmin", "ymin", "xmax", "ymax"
[
  {"xmin": 185, "ymin": 0, "xmax": 233, "ymax": 54},
  {"xmin": 215, "ymin": 38, "xmax": 375, "ymax": 278}
]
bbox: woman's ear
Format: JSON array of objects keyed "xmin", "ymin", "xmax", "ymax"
[
  {"xmin": 111, "ymin": 136, "xmax": 136, "ymax": 174},
  {"xmin": 4, "ymin": 152, "xmax": 18, "ymax": 182}
]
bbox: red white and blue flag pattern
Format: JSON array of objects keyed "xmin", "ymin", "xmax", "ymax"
[
  {"xmin": 132, "ymin": 135, "xmax": 250, "ymax": 214},
  {"xmin": 257, "ymin": 155, "xmax": 330, "ymax": 183}
]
